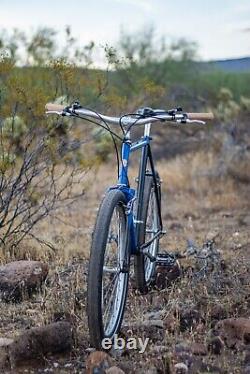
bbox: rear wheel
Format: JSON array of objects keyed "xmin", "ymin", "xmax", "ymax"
[
  {"xmin": 87, "ymin": 190, "xmax": 129, "ymax": 349},
  {"xmin": 134, "ymin": 174, "xmax": 161, "ymax": 293}
]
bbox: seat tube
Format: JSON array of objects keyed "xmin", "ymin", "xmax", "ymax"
[{"xmin": 135, "ymin": 142, "xmax": 148, "ymax": 248}]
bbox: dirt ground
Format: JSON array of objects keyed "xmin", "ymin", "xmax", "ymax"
[{"xmin": 0, "ymin": 156, "xmax": 249, "ymax": 373}]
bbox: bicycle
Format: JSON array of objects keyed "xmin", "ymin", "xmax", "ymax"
[{"xmin": 45, "ymin": 102, "xmax": 214, "ymax": 349}]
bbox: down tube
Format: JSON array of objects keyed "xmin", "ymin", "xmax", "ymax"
[
  {"xmin": 117, "ymin": 141, "xmax": 137, "ymax": 254},
  {"xmin": 118, "ymin": 141, "xmax": 130, "ymax": 186}
]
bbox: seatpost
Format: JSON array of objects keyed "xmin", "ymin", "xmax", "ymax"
[
  {"xmin": 118, "ymin": 131, "xmax": 131, "ymax": 185},
  {"xmin": 144, "ymin": 123, "xmax": 151, "ymax": 137}
]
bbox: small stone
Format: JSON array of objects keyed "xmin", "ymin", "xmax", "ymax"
[
  {"xmin": 213, "ymin": 318, "xmax": 250, "ymax": 348},
  {"xmin": 207, "ymin": 336, "xmax": 224, "ymax": 355},
  {"xmin": 0, "ymin": 260, "xmax": 48, "ymax": 301},
  {"xmin": 0, "ymin": 338, "xmax": 13, "ymax": 347},
  {"xmin": 9, "ymin": 321, "xmax": 72, "ymax": 366},
  {"xmin": 64, "ymin": 363, "xmax": 72, "ymax": 368},
  {"xmin": 86, "ymin": 351, "xmax": 113, "ymax": 374},
  {"xmin": 105, "ymin": 366, "xmax": 125, "ymax": 374},
  {"xmin": 174, "ymin": 362, "xmax": 188, "ymax": 374}
]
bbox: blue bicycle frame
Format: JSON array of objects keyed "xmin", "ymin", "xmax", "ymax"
[{"xmin": 109, "ymin": 125, "xmax": 163, "ymax": 256}]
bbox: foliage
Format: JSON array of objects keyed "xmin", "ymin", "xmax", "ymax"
[
  {"xmin": 0, "ymin": 25, "xmax": 250, "ymax": 254},
  {"xmin": 215, "ymin": 88, "xmax": 240, "ymax": 122},
  {"xmin": 91, "ymin": 128, "xmax": 119, "ymax": 163},
  {"xmin": 0, "ymin": 42, "xmax": 91, "ymax": 254}
]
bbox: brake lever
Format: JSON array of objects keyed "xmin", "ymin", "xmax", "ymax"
[
  {"xmin": 46, "ymin": 109, "xmax": 72, "ymax": 116},
  {"xmin": 45, "ymin": 110, "xmax": 63, "ymax": 115},
  {"xmin": 176, "ymin": 119, "xmax": 206, "ymax": 125}
]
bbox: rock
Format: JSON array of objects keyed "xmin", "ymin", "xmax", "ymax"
[
  {"xmin": 0, "ymin": 260, "xmax": 48, "ymax": 301},
  {"xmin": 174, "ymin": 362, "xmax": 188, "ymax": 373},
  {"xmin": 124, "ymin": 319, "xmax": 164, "ymax": 329},
  {"xmin": 86, "ymin": 351, "xmax": 113, "ymax": 374},
  {"xmin": 0, "ymin": 338, "xmax": 14, "ymax": 371},
  {"xmin": 105, "ymin": 366, "xmax": 125, "ymax": 374},
  {"xmin": 213, "ymin": 318, "xmax": 250, "ymax": 348},
  {"xmin": 207, "ymin": 336, "xmax": 225, "ymax": 355},
  {"xmin": 122, "ymin": 318, "xmax": 164, "ymax": 343},
  {"xmin": 179, "ymin": 308, "xmax": 204, "ymax": 331},
  {"xmin": 11, "ymin": 322, "xmax": 71, "ymax": 367},
  {"xmin": 0, "ymin": 322, "xmax": 72, "ymax": 369}
]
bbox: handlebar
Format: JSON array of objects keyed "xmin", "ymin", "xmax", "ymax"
[{"xmin": 45, "ymin": 103, "xmax": 214, "ymax": 126}]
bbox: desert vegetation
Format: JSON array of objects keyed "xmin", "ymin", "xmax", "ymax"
[{"xmin": 0, "ymin": 27, "xmax": 249, "ymax": 373}]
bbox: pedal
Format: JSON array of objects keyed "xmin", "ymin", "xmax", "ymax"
[
  {"xmin": 155, "ymin": 253, "xmax": 182, "ymax": 288},
  {"xmin": 156, "ymin": 253, "xmax": 177, "ymax": 267}
]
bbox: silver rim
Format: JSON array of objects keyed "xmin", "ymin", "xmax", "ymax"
[
  {"xmin": 144, "ymin": 187, "xmax": 159, "ymax": 283},
  {"xmin": 102, "ymin": 203, "xmax": 127, "ymax": 337}
]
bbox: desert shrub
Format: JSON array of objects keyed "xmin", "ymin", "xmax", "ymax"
[
  {"xmin": 0, "ymin": 48, "xmax": 90, "ymax": 255},
  {"xmin": 240, "ymin": 96, "xmax": 250, "ymax": 112},
  {"xmin": 215, "ymin": 87, "xmax": 240, "ymax": 122},
  {"xmin": 91, "ymin": 128, "xmax": 116, "ymax": 162}
]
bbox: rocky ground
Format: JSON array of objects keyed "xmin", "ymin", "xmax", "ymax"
[{"xmin": 0, "ymin": 159, "xmax": 249, "ymax": 373}]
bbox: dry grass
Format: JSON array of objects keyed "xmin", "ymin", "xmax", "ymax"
[{"xmin": 0, "ymin": 149, "xmax": 249, "ymax": 372}]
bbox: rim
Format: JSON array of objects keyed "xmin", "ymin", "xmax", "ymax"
[
  {"xmin": 101, "ymin": 203, "xmax": 127, "ymax": 337},
  {"xmin": 144, "ymin": 186, "xmax": 159, "ymax": 283}
]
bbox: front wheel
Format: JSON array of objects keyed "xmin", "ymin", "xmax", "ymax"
[
  {"xmin": 134, "ymin": 174, "xmax": 161, "ymax": 293},
  {"xmin": 87, "ymin": 189, "xmax": 129, "ymax": 349}
]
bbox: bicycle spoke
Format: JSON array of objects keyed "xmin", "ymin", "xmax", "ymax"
[
  {"xmin": 100, "ymin": 203, "xmax": 128, "ymax": 337},
  {"xmin": 103, "ymin": 274, "xmax": 119, "ymax": 321}
]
